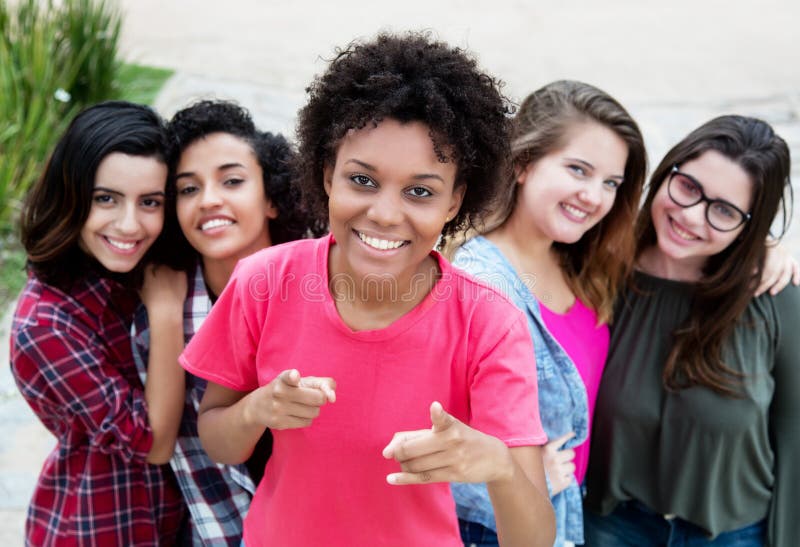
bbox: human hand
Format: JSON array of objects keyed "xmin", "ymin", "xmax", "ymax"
[
  {"xmin": 382, "ymin": 401, "xmax": 513, "ymax": 486},
  {"xmin": 542, "ymin": 432, "xmax": 576, "ymax": 496},
  {"xmin": 139, "ymin": 264, "xmax": 187, "ymax": 315},
  {"xmin": 243, "ymin": 369, "xmax": 336, "ymax": 430},
  {"xmin": 755, "ymin": 241, "xmax": 800, "ymax": 296}
]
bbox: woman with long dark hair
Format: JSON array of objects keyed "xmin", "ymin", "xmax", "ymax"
[
  {"xmin": 584, "ymin": 115, "xmax": 798, "ymax": 546},
  {"xmin": 11, "ymin": 101, "xmax": 186, "ymax": 545}
]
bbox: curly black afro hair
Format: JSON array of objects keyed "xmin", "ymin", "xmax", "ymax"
[
  {"xmin": 295, "ymin": 32, "xmax": 513, "ymax": 245},
  {"xmin": 162, "ymin": 100, "xmax": 321, "ymax": 269}
]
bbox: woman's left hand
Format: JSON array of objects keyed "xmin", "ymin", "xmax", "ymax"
[{"xmin": 382, "ymin": 401, "xmax": 513, "ymax": 485}]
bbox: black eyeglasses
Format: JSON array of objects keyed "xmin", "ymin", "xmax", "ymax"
[{"xmin": 667, "ymin": 165, "xmax": 751, "ymax": 232}]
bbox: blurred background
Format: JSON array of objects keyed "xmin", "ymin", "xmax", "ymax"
[{"xmin": 1, "ymin": 0, "xmax": 799, "ymax": 542}]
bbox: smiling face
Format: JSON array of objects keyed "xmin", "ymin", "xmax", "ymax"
[
  {"xmin": 513, "ymin": 121, "xmax": 628, "ymax": 245},
  {"xmin": 323, "ymin": 119, "xmax": 464, "ymax": 287},
  {"xmin": 649, "ymin": 149, "xmax": 753, "ymax": 277},
  {"xmin": 79, "ymin": 153, "xmax": 167, "ymax": 272},
  {"xmin": 175, "ymin": 132, "xmax": 277, "ymax": 264}
]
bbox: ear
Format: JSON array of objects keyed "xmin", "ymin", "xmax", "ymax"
[
  {"xmin": 323, "ymin": 164, "xmax": 333, "ymax": 197},
  {"xmin": 515, "ymin": 162, "xmax": 532, "ymax": 185},
  {"xmin": 447, "ymin": 183, "xmax": 466, "ymax": 221},
  {"xmin": 264, "ymin": 198, "xmax": 278, "ymax": 220}
]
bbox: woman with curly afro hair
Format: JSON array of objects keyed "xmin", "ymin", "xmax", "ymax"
[
  {"xmin": 130, "ymin": 100, "xmax": 320, "ymax": 545},
  {"xmin": 181, "ymin": 33, "xmax": 555, "ymax": 546}
]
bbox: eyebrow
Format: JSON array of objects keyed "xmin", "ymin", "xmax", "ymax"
[
  {"xmin": 676, "ymin": 170, "xmax": 744, "ymax": 207},
  {"xmin": 565, "ymin": 157, "xmax": 624, "ymax": 181},
  {"xmin": 218, "ymin": 162, "xmax": 246, "ymax": 171},
  {"xmin": 93, "ymin": 187, "xmax": 165, "ymax": 197},
  {"xmin": 175, "ymin": 162, "xmax": 247, "ymax": 181},
  {"xmin": 344, "ymin": 159, "xmax": 445, "ymax": 182}
]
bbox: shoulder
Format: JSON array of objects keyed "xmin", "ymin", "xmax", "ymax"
[
  {"xmin": 436, "ymin": 252, "xmax": 528, "ymax": 340},
  {"xmin": 11, "ymin": 280, "xmax": 101, "ymax": 373},
  {"xmin": 452, "ymin": 236, "xmax": 533, "ymax": 309},
  {"xmin": 13, "ymin": 274, "xmax": 94, "ymax": 337},
  {"xmin": 768, "ymin": 283, "xmax": 800, "ymax": 314},
  {"xmin": 453, "ymin": 236, "xmax": 510, "ymax": 279},
  {"xmin": 232, "ymin": 237, "xmax": 323, "ymax": 282},
  {"xmin": 756, "ymin": 284, "xmax": 800, "ymax": 350}
]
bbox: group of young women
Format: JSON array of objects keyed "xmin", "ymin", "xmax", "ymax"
[{"xmin": 9, "ymin": 31, "xmax": 799, "ymax": 547}]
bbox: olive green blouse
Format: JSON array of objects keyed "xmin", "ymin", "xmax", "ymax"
[{"xmin": 584, "ymin": 271, "xmax": 800, "ymax": 545}]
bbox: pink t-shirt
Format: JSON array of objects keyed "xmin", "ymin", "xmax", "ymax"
[
  {"xmin": 540, "ymin": 299, "xmax": 609, "ymax": 484},
  {"xmin": 180, "ymin": 235, "xmax": 546, "ymax": 547}
]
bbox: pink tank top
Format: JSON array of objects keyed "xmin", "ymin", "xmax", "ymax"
[{"xmin": 540, "ymin": 299, "xmax": 609, "ymax": 484}]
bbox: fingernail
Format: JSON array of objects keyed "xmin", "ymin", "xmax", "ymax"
[{"xmin": 387, "ymin": 474, "xmax": 399, "ymax": 484}]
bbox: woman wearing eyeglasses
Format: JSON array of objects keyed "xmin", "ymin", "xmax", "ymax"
[{"xmin": 582, "ymin": 115, "xmax": 798, "ymax": 546}]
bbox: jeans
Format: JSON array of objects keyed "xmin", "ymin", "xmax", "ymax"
[
  {"xmin": 459, "ymin": 519, "xmax": 499, "ymax": 547},
  {"xmin": 584, "ymin": 501, "xmax": 765, "ymax": 546}
]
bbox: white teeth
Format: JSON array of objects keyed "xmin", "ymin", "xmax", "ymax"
[
  {"xmin": 671, "ymin": 219, "xmax": 697, "ymax": 240},
  {"xmin": 357, "ymin": 232, "xmax": 406, "ymax": 250},
  {"xmin": 201, "ymin": 218, "xmax": 234, "ymax": 231},
  {"xmin": 562, "ymin": 203, "xmax": 588, "ymax": 219},
  {"xmin": 106, "ymin": 238, "xmax": 136, "ymax": 250}
]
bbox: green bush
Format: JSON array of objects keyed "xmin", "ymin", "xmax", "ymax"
[
  {"xmin": 0, "ymin": 1, "xmax": 174, "ymax": 308},
  {"xmin": 0, "ymin": 0, "xmax": 123, "ymax": 232},
  {"xmin": 62, "ymin": 0, "xmax": 122, "ymax": 104}
]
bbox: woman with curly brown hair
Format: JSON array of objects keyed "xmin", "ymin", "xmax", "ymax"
[
  {"xmin": 130, "ymin": 99, "xmax": 318, "ymax": 545},
  {"xmin": 179, "ymin": 33, "xmax": 555, "ymax": 546}
]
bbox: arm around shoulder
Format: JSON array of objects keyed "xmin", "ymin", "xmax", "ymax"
[{"xmin": 139, "ymin": 265, "xmax": 188, "ymax": 464}]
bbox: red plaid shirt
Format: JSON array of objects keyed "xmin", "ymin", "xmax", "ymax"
[{"xmin": 10, "ymin": 272, "xmax": 185, "ymax": 546}]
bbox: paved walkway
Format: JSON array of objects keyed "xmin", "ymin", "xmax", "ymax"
[{"xmin": 2, "ymin": 1, "xmax": 799, "ymax": 542}]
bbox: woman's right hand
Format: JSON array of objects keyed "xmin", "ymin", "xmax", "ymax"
[
  {"xmin": 542, "ymin": 431, "xmax": 576, "ymax": 495},
  {"xmin": 139, "ymin": 264, "xmax": 187, "ymax": 315},
  {"xmin": 243, "ymin": 369, "xmax": 336, "ymax": 430}
]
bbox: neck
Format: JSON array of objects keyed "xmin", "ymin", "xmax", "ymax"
[
  {"xmin": 487, "ymin": 213, "xmax": 578, "ymax": 313},
  {"xmin": 202, "ymin": 229, "xmax": 273, "ymax": 297},
  {"xmin": 637, "ymin": 245, "xmax": 706, "ymax": 282},
  {"xmin": 489, "ymin": 212, "xmax": 556, "ymax": 273},
  {"xmin": 201, "ymin": 256, "xmax": 238, "ymax": 298},
  {"xmin": 334, "ymin": 258, "xmax": 438, "ymax": 308},
  {"xmin": 327, "ymin": 248, "xmax": 439, "ymax": 330}
]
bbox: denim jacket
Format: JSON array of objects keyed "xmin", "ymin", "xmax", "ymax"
[{"xmin": 450, "ymin": 236, "xmax": 589, "ymax": 546}]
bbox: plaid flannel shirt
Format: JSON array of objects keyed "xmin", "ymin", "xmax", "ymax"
[
  {"xmin": 131, "ymin": 262, "xmax": 255, "ymax": 547},
  {"xmin": 10, "ymin": 272, "xmax": 185, "ymax": 546}
]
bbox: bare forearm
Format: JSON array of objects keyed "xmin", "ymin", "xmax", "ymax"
[
  {"xmin": 198, "ymin": 394, "xmax": 266, "ymax": 464},
  {"xmin": 489, "ymin": 447, "xmax": 555, "ymax": 547},
  {"xmin": 144, "ymin": 313, "xmax": 185, "ymax": 464}
]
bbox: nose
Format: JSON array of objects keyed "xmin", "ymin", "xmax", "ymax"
[
  {"xmin": 680, "ymin": 200, "xmax": 708, "ymax": 227},
  {"xmin": 199, "ymin": 184, "xmax": 223, "ymax": 209},
  {"xmin": 116, "ymin": 202, "xmax": 141, "ymax": 235},
  {"xmin": 577, "ymin": 180, "xmax": 602, "ymax": 207},
  {"xmin": 365, "ymin": 190, "xmax": 403, "ymax": 226}
]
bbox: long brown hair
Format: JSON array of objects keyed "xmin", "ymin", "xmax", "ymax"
[
  {"xmin": 494, "ymin": 80, "xmax": 647, "ymax": 323},
  {"xmin": 635, "ymin": 115, "xmax": 791, "ymax": 396}
]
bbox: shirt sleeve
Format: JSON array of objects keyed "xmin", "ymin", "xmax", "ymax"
[
  {"xmin": 179, "ymin": 266, "xmax": 261, "ymax": 391},
  {"xmin": 767, "ymin": 285, "xmax": 800, "ymax": 547},
  {"xmin": 13, "ymin": 323, "xmax": 153, "ymax": 464},
  {"xmin": 468, "ymin": 312, "xmax": 547, "ymax": 447}
]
